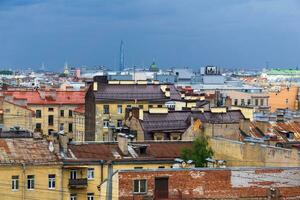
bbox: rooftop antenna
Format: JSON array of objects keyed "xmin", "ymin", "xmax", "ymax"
[{"xmin": 119, "ymin": 40, "xmax": 125, "ymax": 72}]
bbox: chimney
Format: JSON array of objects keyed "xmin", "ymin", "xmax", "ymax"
[
  {"xmin": 132, "ymin": 107, "xmax": 140, "ymax": 119},
  {"xmin": 93, "ymin": 75, "xmax": 108, "ymax": 91},
  {"xmin": 165, "ymin": 87, "xmax": 170, "ymax": 98},
  {"xmin": 49, "ymin": 89, "xmax": 56, "ymax": 100},
  {"xmin": 117, "ymin": 133, "xmax": 128, "ymax": 156},
  {"xmin": 58, "ymin": 134, "xmax": 69, "ymax": 154}
]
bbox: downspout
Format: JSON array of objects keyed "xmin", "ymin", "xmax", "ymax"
[
  {"xmin": 61, "ymin": 165, "xmax": 63, "ymax": 200},
  {"xmin": 22, "ymin": 163, "xmax": 26, "ymax": 200},
  {"xmin": 106, "ymin": 163, "xmax": 113, "ymax": 200}
]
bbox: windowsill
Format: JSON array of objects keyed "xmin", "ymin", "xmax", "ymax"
[
  {"xmin": 27, "ymin": 189, "xmax": 34, "ymax": 191},
  {"xmin": 11, "ymin": 189, "xmax": 19, "ymax": 192},
  {"xmin": 133, "ymin": 192, "xmax": 147, "ymax": 195},
  {"xmin": 88, "ymin": 178, "xmax": 94, "ymax": 181},
  {"xmin": 48, "ymin": 188, "xmax": 55, "ymax": 190}
]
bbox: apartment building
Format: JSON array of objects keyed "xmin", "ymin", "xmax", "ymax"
[
  {"xmin": 0, "ymin": 135, "xmax": 62, "ymax": 200},
  {"xmin": 85, "ymin": 76, "xmax": 182, "ymax": 141},
  {"xmin": 3, "ymin": 89, "xmax": 85, "ymax": 137}
]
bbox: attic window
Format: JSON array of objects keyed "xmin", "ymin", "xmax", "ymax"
[{"xmin": 139, "ymin": 146, "xmax": 147, "ymax": 155}]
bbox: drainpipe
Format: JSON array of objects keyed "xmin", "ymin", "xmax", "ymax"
[
  {"xmin": 61, "ymin": 166, "xmax": 63, "ymax": 200},
  {"xmin": 22, "ymin": 163, "xmax": 26, "ymax": 200},
  {"xmin": 106, "ymin": 163, "xmax": 113, "ymax": 200}
]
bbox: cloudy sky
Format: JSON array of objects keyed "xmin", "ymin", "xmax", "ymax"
[{"xmin": 0, "ymin": 0, "xmax": 300, "ymax": 71}]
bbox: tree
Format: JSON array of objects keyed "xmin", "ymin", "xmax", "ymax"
[{"xmin": 181, "ymin": 135, "xmax": 213, "ymax": 167}]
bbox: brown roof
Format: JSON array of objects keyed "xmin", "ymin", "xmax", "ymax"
[
  {"xmin": 67, "ymin": 141, "xmax": 192, "ymax": 162},
  {"xmin": 141, "ymin": 111, "xmax": 191, "ymax": 140},
  {"xmin": 192, "ymin": 110, "xmax": 245, "ymax": 124},
  {"xmin": 95, "ymin": 84, "xmax": 181, "ymax": 102},
  {"xmin": 0, "ymin": 138, "xmax": 60, "ymax": 165}
]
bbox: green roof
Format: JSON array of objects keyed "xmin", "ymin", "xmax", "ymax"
[{"xmin": 266, "ymin": 69, "xmax": 300, "ymax": 75}]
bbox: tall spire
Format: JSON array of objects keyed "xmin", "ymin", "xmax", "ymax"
[{"xmin": 119, "ymin": 40, "xmax": 125, "ymax": 71}]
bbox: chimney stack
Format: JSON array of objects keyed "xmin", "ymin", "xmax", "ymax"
[{"xmin": 117, "ymin": 133, "xmax": 128, "ymax": 156}]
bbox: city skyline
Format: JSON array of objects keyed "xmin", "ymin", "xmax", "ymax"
[{"xmin": 1, "ymin": 0, "xmax": 300, "ymax": 70}]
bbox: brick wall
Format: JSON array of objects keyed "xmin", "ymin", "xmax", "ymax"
[{"xmin": 118, "ymin": 167, "xmax": 300, "ymax": 200}]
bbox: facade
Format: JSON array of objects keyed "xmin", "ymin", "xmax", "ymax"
[
  {"xmin": 3, "ymin": 89, "xmax": 85, "ymax": 137},
  {"xmin": 0, "ymin": 137, "xmax": 62, "ymax": 200},
  {"xmin": 85, "ymin": 76, "xmax": 182, "ymax": 141},
  {"xmin": 268, "ymin": 86, "xmax": 299, "ymax": 112},
  {"xmin": 73, "ymin": 105, "xmax": 85, "ymax": 141},
  {"xmin": 117, "ymin": 167, "xmax": 300, "ymax": 200},
  {"xmin": 0, "ymin": 97, "xmax": 34, "ymax": 131}
]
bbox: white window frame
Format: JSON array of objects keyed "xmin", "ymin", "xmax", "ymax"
[
  {"xmin": 70, "ymin": 170, "xmax": 77, "ymax": 180},
  {"xmin": 87, "ymin": 193, "xmax": 94, "ymax": 200},
  {"xmin": 117, "ymin": 105, "xmax": 122, "ymax": 114},
  {"xmin": 103, "ymin": 120, "xmax": 109, "ymax": 128},
  {"xmin": 133, "ymin": 179, "xmax": 147, "ymax": 194},
  {"xmin": 12, "ymin": 175, "xmax": 19, "ymax": 191},
  {"xmin": 87, "ymin": 168, "xmax": 94, "ymax": 180},
  {"xmin": 27, "ymin": 175, "xmax": 35, "ymax": 190},
  {"xmin": 48, "ymin": 174, "xmax": 56, "ymax": 189},
  {"xmin": 70, "ymin": 194, "xmax": 77, "ymax": 200}
]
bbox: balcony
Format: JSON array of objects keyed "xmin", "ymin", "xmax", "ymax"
[{"xmin": 69, "ymin": 178, "xmax": 88, "ymax": 188}]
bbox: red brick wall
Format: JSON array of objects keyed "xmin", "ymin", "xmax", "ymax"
[{"xmin": 118, "ymin": 168, "xmax": 300, "ymax": 199}]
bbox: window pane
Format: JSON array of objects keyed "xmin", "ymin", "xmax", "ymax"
[
  {"xmin": 133, "ymin": 180, "xmax": 139, "ymax": 193},
  {"xmin": 140, "ymin": 180, "xmax": 146, "ymax": 192}
]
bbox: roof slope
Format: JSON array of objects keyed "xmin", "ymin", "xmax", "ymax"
[
  {"xmin": 0, "ymin": 138, "xmax": 60, "ymax": 165},
  {"xmin": 94, "ymin": 84, "xmax": 181, "ymax": 101},
  {"xmin": 4, "ymin": 90, "xmax": 85, "ymax": 105},
  {"xmin": 68, "ymin": 141, "xmax": 192, "ymax": 162}
]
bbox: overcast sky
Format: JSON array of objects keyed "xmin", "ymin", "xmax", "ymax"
[{"xmin": 0, "ymin": 0, "xmax": 300, "ymax": 71}]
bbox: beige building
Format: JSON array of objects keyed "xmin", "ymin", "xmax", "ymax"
[{"xmin": 3, "ymin": 89, "xmax": 85, "ymax": 137}]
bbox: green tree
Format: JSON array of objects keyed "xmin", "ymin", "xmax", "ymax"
[{"xmin": 181, "ymin": 135, "xmax": 213, "ymax": 167}]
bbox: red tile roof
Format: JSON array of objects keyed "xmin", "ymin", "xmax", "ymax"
[{"xmin": 4, "ymin": 90, "xmax": 85, "ymax": 105}]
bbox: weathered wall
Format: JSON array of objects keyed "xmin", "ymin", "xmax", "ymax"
[
  {"xmin": 118, "ymin": 167, "xmax": 300, "ymax": 200},
  {"xmin": 268, "ymin": 86, "xmax": 299, "ymax": 112},
  {"xmin": 210, "ymin": 137, "xmax": 300, "ymax": 167}
]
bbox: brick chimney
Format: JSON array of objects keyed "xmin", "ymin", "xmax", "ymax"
[{"xmin": 117, "ymin": 133, "xmax": 128, "ymax": 156}]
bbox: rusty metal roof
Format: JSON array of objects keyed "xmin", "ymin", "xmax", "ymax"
[
  {"xmin": 67, "ymin": 141, "xmax": 193, "ymax": 162},
  {"xmin": 0, "ymin": 138, "xmax": 60, "ymax": 165}
]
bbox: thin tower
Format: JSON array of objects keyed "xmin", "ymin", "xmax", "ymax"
[{"xmin": 119, "ymin": 40, "xmax": 125, "ymax": 71}]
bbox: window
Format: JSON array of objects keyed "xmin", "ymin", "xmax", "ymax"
[
  {"xmin": 60, "ymin": 123, "xmax": 64, "ymax": 131},
  {"xmin": 69, "ymin": 123, "xmax": 73, "ymax": 132},
  {"xmin": 48, "ymin": 174, "xmax": 55, "ymax": 189},
  {"xmin": 138, "ymin": 105, "xmax": 144, "ymax": 109},
  {"xmin": 60, "ymin": 110, "xmax": 64, "ymax": 117},
  {"xmin": 255, "ymin": 99, "xmax": 259, "ymax": 106},
  {"xmin": 247, "ymin": 99, "xmax": 251, "ymax": 105},
  {"xmin": 149, "ymin": 105, "xmax": 153, "ymax": 108},
  {"xmin": 36, "ymin": 110, "xmax": 42, "ymax": 118},
  {"xmin": 12, "ymin": 176, "xmax": 19, "ymax": 191},
  {"xmin": 241, "ymin": 99, "xmax": 245, "ymax": 106},
  {"xmin": 103, "ymin": 120, "xmax": 109, "ymax": 128},
  {"xmin": 87, "ymin": 193, "xmax": 94, "ymax": 200},
  {"xmin": 48, "ymin": 115, "xmax": 54, "ymax": 126},
  {"xmin": 27, "ymin": 175, "xmax": 34, "ymax": 190},
  {"xmin": 36, "ymin": 123, "xmax": 41, "ymax": 129},
  {"xmin": 158, "ymin": 166, "xmax": 165, "ymax": 169},
  {"xmin": 134, "ymin": 167, "xmax": 143, "ymax": 169},
  {"xmin": 70, "ymin": 194, "xmax": 77, "ymax": 200},
  {"xmin": 158, "ymin": 105, "xmax": 163, "ymax": 108},
  {"xmin": 117, "ymin": 120, "xmax": 122, "ymax": 128},
  {"xmin": 87, "ymin": 168, "xmax": 94, "ymax": 180},
  {"xmin": 69, "ymin": 110, "xmax": 73, "ymax": 117},
  {"xmin": 103, "ymin": 105, "xmax": 109, "ymax": 114},
  {"xmin": 70, "ymin": 170, "xmax": 77, "ymax": 179},
  {"xmin": 260, "ymin": 99, "xmax": 264, "ymax": 106},
  {"xmin": 234, "ymin": 99, "xmax": 238, "ymax": 106},
  {"xmin": 48, "ymin": 107, "xmax": 54, "ymax": 112},
  {"xmin": 5, "ymin": 109, "xmax": 10, "ymax": 113},
  {"xmin": 126, "ymin": 105, "xmax": 131, "ymax": 108},
  {"xmin": 117, "ymin": 105, "xmax": 122, "ymax": 114},
  {"xmin": 133, "ymin": 180, "xmax": 147, "ymax": 193}
]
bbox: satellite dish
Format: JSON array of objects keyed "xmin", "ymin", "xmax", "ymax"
[{"xmin": 49, "ymin": 142, "xmax": 54, "ymax": 152}]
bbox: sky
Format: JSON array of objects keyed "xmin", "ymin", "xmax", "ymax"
[{"xmin": 0, "ymin": 0, "xmax": 300, "ymax": 71}]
